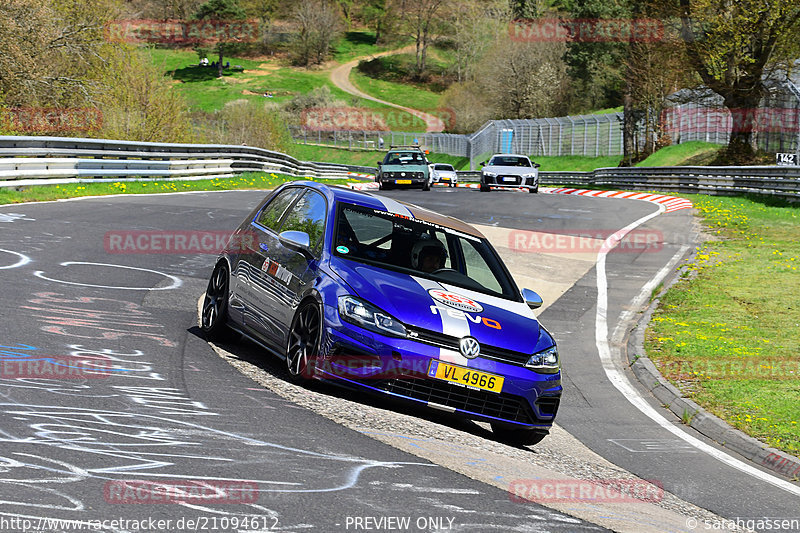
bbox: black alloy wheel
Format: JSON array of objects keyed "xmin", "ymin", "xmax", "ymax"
[
  {"xmin": 202, "ymin": 263, "xmax": 230, "ymax": 339},
  {"xmin": 286, "ymin": 300, "xmax": 322, "ymax": 383}
]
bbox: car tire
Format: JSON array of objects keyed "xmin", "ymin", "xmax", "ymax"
[
  {"xmin": 529, "ymin": 186, "xmax": 538, "ymax": 194},
  {"xmin": 201, "ymin": 262, "xmax": 231, "ymax": 340},
  {"xmin": 286, "ymin": 299, "xmax": 322, "ymax": 383},
  {"xmin": 422, "ymin": 181, "xmax": 430, "ymax": 191},
  {"xmin": 377, "ymin": 181, "xmax": 384, "ymax": 190},
  {"xmin": 479, "ymin": 183, "xmax": 490, "ymax": 192},
  {"xmin": 491, "ymin": 424, "xmax": 548, "ymax": 446}
]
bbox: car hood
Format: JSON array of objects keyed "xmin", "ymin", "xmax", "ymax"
[
  {"xmin": 483, "ymin": 165, "xmax": 536, "ymax": 176},
  {"xmin": 381, "ymin": 164, "xmax": 427, "ymax": 172},
  {"xmin": 330, "ymin": 257, "xmax": 543, "ymax": 355}
]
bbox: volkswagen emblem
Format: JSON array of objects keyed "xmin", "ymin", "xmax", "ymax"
[{"xmin": 459, "ymin": 337, "xmax": 480, "ymax": 359}]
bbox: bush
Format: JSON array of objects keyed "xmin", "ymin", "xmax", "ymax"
[
  {"xmin": 196, "ymin": 99, "xmax": 292, "ymax": 152},
  {"xmin": 93, "ymin": 47, "xmax": 197, "ymax": 143}
]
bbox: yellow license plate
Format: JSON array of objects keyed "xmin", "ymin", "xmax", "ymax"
[
  {"xmin": 396, "ymin": 179, "xmax": 412, "ymax": 184},
  {"xmin": 428, "ymin": 360, "xmax": 504, "ymax": 393}
]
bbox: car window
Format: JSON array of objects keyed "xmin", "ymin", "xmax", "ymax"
[
  {"xmin": 434, "ymin": 164, "xmax": 453, "ymax": 171},
  {"xmin": 490, "ymin": 156, "xmax": 530, "ymax": 167},
  {"xmin": 279, "ymin": 190, "xmax": 327, "ymax": 251},
  {"xmin": 461, "ymin": 239, "xmax": 503, "ymax": 294},
  {"xmin": 256, "ymin": 187, "xmax": 303, "ymax": 231},
  {"xmin": 334, "ymin": 203, "xmax": 516, "ymax": 299}
]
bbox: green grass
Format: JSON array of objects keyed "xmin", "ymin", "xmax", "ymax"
[
  {"xmin": 332, "ymin": 31, "xmax": 398, "ymax": 63},
  {"xmin": 646, "ymin": 194, "xmax": 800, "ymax": 455},
  {"xmin": 587, "ymin": 106, "xmax": 623, "ymax": 115},
  {"xmin": 636, "ymin": 141, "xmax": 723, "ymax": 167},
  {"xmin": 145, "ymin": 47, "xmax": 414, "ymax": 116},
  {"xmin": 0, "ymin": 173, "xmax": 354, "ymax": 205}
]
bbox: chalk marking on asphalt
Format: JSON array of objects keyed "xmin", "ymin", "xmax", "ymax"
[
  {"xmin": 595, "ymin": 203, "xmax": 800, "ymax": 497},
  {"xmin": 33, "ymin": 261, "xmax": 183, "ymax": 291},
  {"xmin": 0, "ymin": 249, "xmax": 31, "ymax": 269}
]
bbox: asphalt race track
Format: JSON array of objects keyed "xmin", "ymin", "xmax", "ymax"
[{"xmin": 0, "ymin": 187, "xmax": 798, "ymax": 533}]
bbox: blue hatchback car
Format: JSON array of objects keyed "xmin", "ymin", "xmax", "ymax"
[{"xmin": 202, "ymin": 181, "xmax": 561, "ymax": 445}]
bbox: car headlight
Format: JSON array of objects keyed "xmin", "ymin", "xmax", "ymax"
[
  {"xmin": 522, "ymin": 173, "xmax": 537, "ymax": 179},
  {"xmin": 525, "ymin": 345, "xmax": 559, "ymax": 372},
  {"xmin": 483, "ymin": 171, "xmax": 497, "ymax": 178},
  {"xmin": 338, "ymin": 295, "xmax": 406, "ymax": 337}
]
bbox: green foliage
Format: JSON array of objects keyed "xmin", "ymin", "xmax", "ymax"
[
  {"xmin": 192, "ymin": 0, "xmax": 248, "ymax": 77},
  {"xmin": 94, "ymin": 46, "xmax": 197, "ymax": 143},
  {"xmin": 197, "ymin": 99, "xmax": 292, "ymax": 151}
]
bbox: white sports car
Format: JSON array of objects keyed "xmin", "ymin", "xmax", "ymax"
[{"xmin": 430, "ymin": 163, "xmax": 458, "ymax": 187}]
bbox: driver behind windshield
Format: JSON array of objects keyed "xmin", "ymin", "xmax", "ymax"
[{"xmin": 411, "ymin": 236, "xmax": 447, "ymax": 273}]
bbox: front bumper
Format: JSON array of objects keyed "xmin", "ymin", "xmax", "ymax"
[
  {"xmin": 482, "ymin": 174, "xmax": 538, "ymax": 189},
  {"xmin": 318, "ymin": 305, "xmax": 562, "ymax": 429}
]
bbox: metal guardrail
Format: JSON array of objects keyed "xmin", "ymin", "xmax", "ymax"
[
  {"xmin": 456, "ymin": 167, "xmax": 800, "ymax": 199},
  {"xmin": 1, "ymin": 136, "xmax": 798, "ymax": 199},
  {"xmin": 0, "ymin": 136, "xmax": 375, "ymax": 188}
]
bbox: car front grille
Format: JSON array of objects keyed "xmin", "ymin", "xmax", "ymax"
[
  {"xmin": 406, "ymin": 326, "xmax": 530, "ymax": 365},
  {"xmin": 372, "ymin": 377, "xmax": 535, "ymax": 423}
]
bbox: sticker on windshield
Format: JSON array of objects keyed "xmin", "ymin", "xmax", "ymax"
[
  {"xmin": 336, "ymin": 245, "xmax": 349, "ymax": 254},
  {"xmin": 428, "ymin": 289, "xmax": 483, "ymax": 313}
]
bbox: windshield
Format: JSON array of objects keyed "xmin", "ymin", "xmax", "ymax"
[
  {"xmin": 434, "ymin": 164, "xmax": 454, "ymax": 171},
  {"xmin": 489, "ymin": 156, "xmax": 530, "ymax": 167},
  {"xmin": 333, "ymin": 203, "xmax": 519, "ymax": 300},
  {"xmin": 383, "ymin": 152, "xmax": 425, "ymax": 166}
]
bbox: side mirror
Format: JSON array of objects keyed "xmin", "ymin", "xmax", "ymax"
[
  {"xmin": 521, "ymin": 288, "xmax": 543, "ymax": 310},
  {"xmin": 279, "ymin": 230, "xmax": 312, "ymax": 258},
  {"xmin": 533, "ymin": 163, "xmax": 540, "ymax": 169},
  {"xmin": 481, "ymin": 161, "xmax": 487, "ymax": 166},
  {"xmin": 377, "ymin": 161, "xmax": 382, "ymax": 166}
]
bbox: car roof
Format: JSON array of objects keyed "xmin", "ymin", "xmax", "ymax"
[
  {"xmin": 291, "ymin": 181, "xmax": 484, "ymax": 238},
  {"xmin": 490, "ymin": 153, "xmax": 529, "ymax": 159}
]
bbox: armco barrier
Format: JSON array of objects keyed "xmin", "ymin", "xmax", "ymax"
[
  {"xmin": 0, "ymin": 136, "xmax": 375, "ymax": 188},
  {"xmin": 1, "ymin": 136, "xmax": 798, "ymax": 199},
  {"xmin": 454, "ymin": 167, "xmax": 800, "ymax": 199}
]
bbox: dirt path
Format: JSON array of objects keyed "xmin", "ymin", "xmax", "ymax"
[{"xmin": 329, "ymin": 46, "xmax": 445, "ymax": 133}]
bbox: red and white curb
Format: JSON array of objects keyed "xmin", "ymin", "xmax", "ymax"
[
  {"xmin": 545, "ymin": 187, "xmax": 693, "ymax": 213},
  {"xmin": 347, "ymin": 172, "xmax": 375, "ymax": 179},
  {"xmin": 346, "ymin": 182, "xmax": 693, "ymax": 213},
  {"xmin": 348, "ymin": 181, "xmax": 379, "ymax": 191}
]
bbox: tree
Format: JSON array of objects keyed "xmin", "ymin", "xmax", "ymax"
[
  {"xmin": 671, "ymin": 0, "xmax": 800, "ymax": 161},
  {"xmin": 192, "ymin": 0, "xmax": 248, "ymax": 78},
  {"xmin": 449, "ymin": 0, "xmax": 507, "ymax": 83},
  {"xmin": 0, "ymin": 0, "xmax": 116, "ymax": 107},
  {"xmin": 288, "ymin": 0, "xmax": 342, "ymax": 67},
  {"xmin": 94, "ymin": 46, "xmax": 196, "ymax": 143},
  {"xmin": 394, "ymin": 0, "xmax": 449, "ymax": 80}
]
